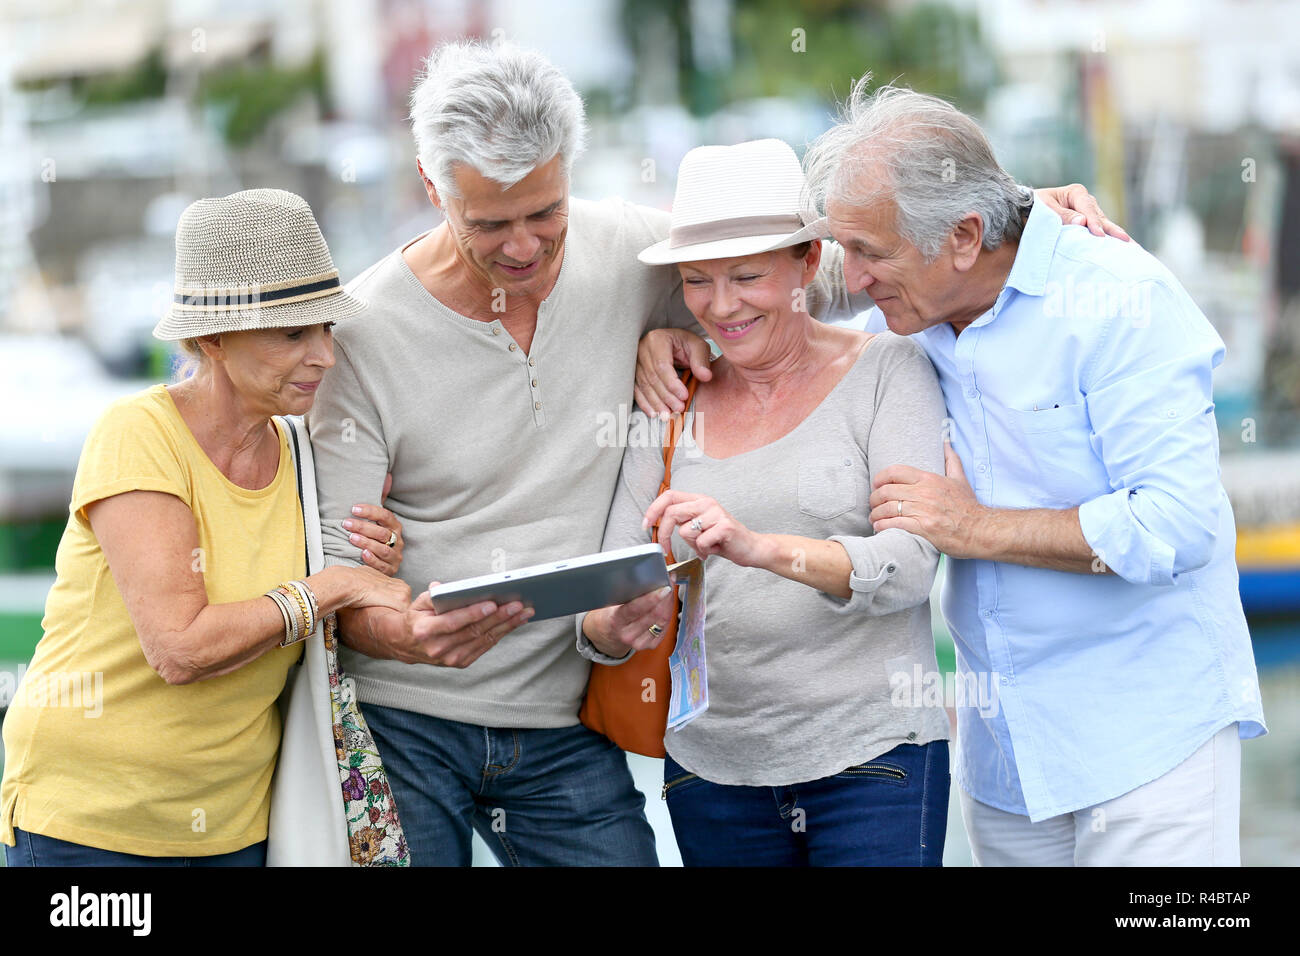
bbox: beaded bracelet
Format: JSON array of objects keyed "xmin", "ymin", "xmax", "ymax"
[
  {"xmin": 289, "ymin": 579, "xmax": 319, "ymax": 630},
  {"xmin": 284, "ymin": 581, "xmax": 315, "ymax": 634}
]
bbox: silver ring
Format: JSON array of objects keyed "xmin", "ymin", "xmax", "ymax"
[
  {"xmin": 897, "ymin": 500, "xmax": 904, "ymax": 517},
  {"xmin": 690, "ymin": 517, "xmax": 703, "ymax": 532},
  {"xmin": 648, "ymin": 623, "xmax": 664, "ymax": 636},
  {"xmin": 386, "ymin": 530, "xmax": 397, "ymax": 547}
]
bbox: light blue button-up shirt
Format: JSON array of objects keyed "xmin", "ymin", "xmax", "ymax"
[{"xmin": 863, "ymin": 200, "xmax": 1267, "ymax": 820}]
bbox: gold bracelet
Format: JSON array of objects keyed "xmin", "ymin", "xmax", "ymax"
[
  {"xmin": 284, "ymin": 580, "xmax": 316, "ymax": 637},
  {"xmin": 291, "ymin": 579, "xmax": 319, "ymax": 629},
  {"xmin": 276, "ymin": 584, "xmax": 308, "ymax": 645},
  {"xmin": 281, "ymin": 584, "xmax": 309, "ymax": 642}
]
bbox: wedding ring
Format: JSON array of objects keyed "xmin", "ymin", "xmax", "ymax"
[
  {"xmin": 690, "ymin": 517, "xmax": 703, "ymax": 532},
  {"xmin": 648, "ymin": 623, "xmax": 664, "ymax": 636},
  {"xmin": 897, "ymin": 500, "xmax": 904, "ymax": 516},
  {"xmin": 386, "ymin": 530, "xmax": 398, "ymax": 547}
]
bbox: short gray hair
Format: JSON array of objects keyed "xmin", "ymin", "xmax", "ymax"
[
  {"xmin": 409, "ymin": 40, "xmax": 587, "ymax": 198},
  {"xmin": 805, "ymin": 75, "xmax": 1033, "ymax": 261}
]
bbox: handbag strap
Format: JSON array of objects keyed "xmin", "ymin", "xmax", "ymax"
[
  {"xmin": 651, "ymin": 371, "xmax": 699, "ymax": 549},
  {"xmin": 277, "ymin": 415, "xmax": 311, "ymax": 576}
]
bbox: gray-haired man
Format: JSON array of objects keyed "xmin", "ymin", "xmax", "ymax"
[
  {"xmin": 308, "ymin": 40, "xmax": 698, "ymax": 867},
  {"xmin": 309, "ymin": 40, "xmax": 1116, "ymax": 867},
  {"xmin": 811, "ymin": 80, "xmax": 1264, "ymax": 866}
]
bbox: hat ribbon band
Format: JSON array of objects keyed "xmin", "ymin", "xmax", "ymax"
[
  {"xmin": 668, "ymin": 213, "xmax": 807, "ymax": 249},
  {"xmin": 174, "ymin": 274, "xmax": 341, "ymax": 309}
]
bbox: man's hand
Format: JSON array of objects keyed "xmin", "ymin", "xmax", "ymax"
[
  {"xmin": 583, "ymin": 584, "xmax": 676, "ymax": 659},
  {"xmin": 868, "ymin": 443, "xmax": 988, "ymax": 558},
  {"xmin": 635, "ymin": 328, "xmax": 713, "ymax": 417},
  {"xmin": 869, "ymin": 444, "xmax": 1103, "ymax": 573},
  {"xmin": 343, "ymin": 589, "xmax": 535, "ymax": 669},
  {"xmin": 1036, "ymin": 184, "xmax": 1131, "ymax": 241}
]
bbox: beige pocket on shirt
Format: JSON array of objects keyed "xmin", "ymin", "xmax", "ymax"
[{"xmin": 797, "ymin": 457, "xmax": 859, "ymax": 520}]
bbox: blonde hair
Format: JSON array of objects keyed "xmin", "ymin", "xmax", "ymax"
[{"xmin": 175, "ymin": 337, "xmax": 206, "ymax": 381}]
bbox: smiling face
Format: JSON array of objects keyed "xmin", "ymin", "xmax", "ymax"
[
  {"xmin": 678, "ymin": 243, "xmax": 821, "ymax": 368},
  {"xmin": 203, "ymin": 322, "xmax": 336, "ymax": 417},
  {"xmin": 427, "ymin": 154, "xmax": 569, "ymax": 300},
  {"xmin": 826, "ymin": 192, "xmax": 960, "ymax": 337}
]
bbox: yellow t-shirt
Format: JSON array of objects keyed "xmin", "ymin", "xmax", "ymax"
[{"xmin": 1, "ymin": 384, "xmax": 305, "ymax": 856}]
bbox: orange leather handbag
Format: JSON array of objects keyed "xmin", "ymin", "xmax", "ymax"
[{"xmin": 579, "ymin": 373, "xmax": 698, "ymax": 758}]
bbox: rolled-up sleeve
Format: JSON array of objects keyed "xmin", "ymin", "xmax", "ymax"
[
  {"xmin": 1076, "ymin": 279, "xmax": 1226, "ymax": 586},
  {"xmin": 825, "ymin": 529, "xmax": 940, "ymax": 616}
]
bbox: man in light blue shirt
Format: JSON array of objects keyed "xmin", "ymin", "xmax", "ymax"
[{"xmin": 806, "ymin": 79, "xmax": 1266, "ymax": 865}]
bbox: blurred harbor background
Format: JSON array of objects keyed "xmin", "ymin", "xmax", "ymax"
[{"xmin": 0, "ymin": 0, "xmax": 1297, "ymax": 866}]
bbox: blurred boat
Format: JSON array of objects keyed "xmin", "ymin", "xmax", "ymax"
[{"xmin": 1223, "ymin": 452, "xmax": 1300, "ymax": 615}]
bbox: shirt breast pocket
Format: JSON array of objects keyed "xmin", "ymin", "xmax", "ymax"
[
  {"xmin": 1008, "ymin": 403, "xmax": 1096, "ymax": 504},
  {"xmin": 797, "ymin": 457, "xmax": 860, "ymax": 520},
  {"xmin": 1012, "ymin": 402, "xmax": 1089, "ymax": 434}
]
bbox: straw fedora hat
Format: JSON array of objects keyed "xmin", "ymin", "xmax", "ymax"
[
  {"xmin": 153, "ymin": 188, "xmax": 365, "ymax": 340},
  {"xmin": 638, "ymin": 139, "xmax": 828, "ymax": 266}
]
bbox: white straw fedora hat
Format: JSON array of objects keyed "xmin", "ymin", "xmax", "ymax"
[
  {"xmin": 638, "ymin": 139, "xmax": 828, "ymax": 266},
  {"xmin": 153, "ymin": 188, "xmax": 366, "ymax": 340}
]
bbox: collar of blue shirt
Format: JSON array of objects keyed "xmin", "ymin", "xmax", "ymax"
[{"xmin": 918, "ymin": 199, "xmax": 1063, "ymax": 345}]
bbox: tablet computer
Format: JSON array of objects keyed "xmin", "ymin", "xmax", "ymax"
[{"xmin": 428, "ymin": 543, "xmax": 670, "ymax": 623}]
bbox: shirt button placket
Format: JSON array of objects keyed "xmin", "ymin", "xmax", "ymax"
[
  {"xmin": 528, "ymin": 355, "xmax": 543, "ymax": 426},
  {"xmin": 490, "ymin": 323, "xmax": 544, "ymax": 426}
]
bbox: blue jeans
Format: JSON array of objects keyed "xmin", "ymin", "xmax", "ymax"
[
  {"xmin": 663, "ymin": 740, "xmax": 950, "ymax": 866},
  {"xmin": 5, "ymin": 828, "xmax": 266, "ymax": 867},
  {"xmin": 360, "ymin": 702, "xmax": 659, "ymax": 866}
]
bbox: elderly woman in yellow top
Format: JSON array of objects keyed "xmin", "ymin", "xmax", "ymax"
[{"xmin": 0, "ymin": 189, "xmax": 422, "ymax": 866}]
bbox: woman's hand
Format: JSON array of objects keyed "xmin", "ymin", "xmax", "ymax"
[
  {"xmin": 583, "ymin": 584, "xmax": 677, "ymax": 658},
  {"xmin": 1035, "ymin": 184, "xmax": 1131, "ymax": 240},
  {"xmin": 642, "ymin": 490, "xmax": 771, "ymax": 567},
  {"xmin": 343, "ymin": 473, "xmax": 404, "ymax": 575},
  {"xmin": 327, "ymin": 564, "xmax": 412, "ymax": 613}
]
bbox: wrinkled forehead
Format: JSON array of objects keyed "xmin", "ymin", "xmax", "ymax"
[
  {"xmin": 826, "ymin": 189, "xmax": 899, "ymax": 243},
  {"xmin": 449, "ymin": 156, "xmax": 570, "ymax": 219}
]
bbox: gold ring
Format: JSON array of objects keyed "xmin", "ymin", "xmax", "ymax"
[
  {"xmin": 386, "ymin": 530, "xmax": 397, "ymax": 547},
  {"xmin": 648, "ymin": 623, "xmax": 664, "ymax": 636},
  {"xmin": 897, "ymin": 500, "xmax": 904, "ymax": 517}
]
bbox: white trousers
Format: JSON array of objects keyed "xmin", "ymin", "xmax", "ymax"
[{"xmin": 960, "ymin": 724, "xmax": 1241, "ymax": 866}]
